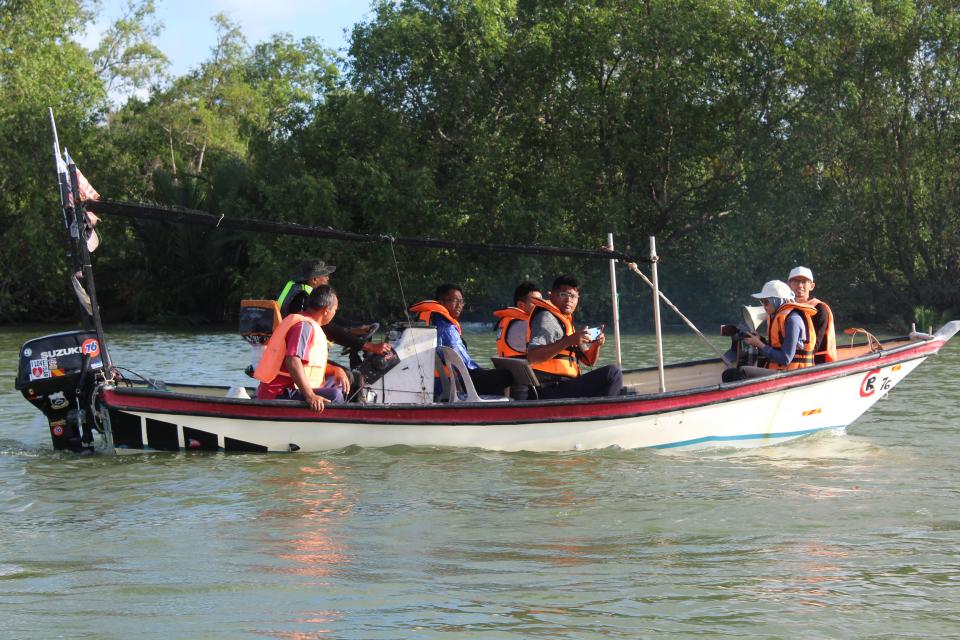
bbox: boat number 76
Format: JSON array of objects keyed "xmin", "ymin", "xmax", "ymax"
[{"xmin": 859, "ymin": 368, "xmax": 892, "ymax": 397}]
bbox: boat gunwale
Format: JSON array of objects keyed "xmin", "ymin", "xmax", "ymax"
[{"xmin": 97, "ymin": 334, "xmax": 946, "ymax": 426}]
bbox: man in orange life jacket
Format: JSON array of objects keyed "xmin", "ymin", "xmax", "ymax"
[
  {"xmin": 410, "ymin": 284, "xmax": 514, "ymax": 397},
  {"xmin": 743, "ymin": 280, "xmax": 817, "ymax": 370},
  {"xmin": 493, "ymin": 281, "xmax": 542, "ymax": 358},
  {"xmin": 525, "ymin": 275, "xmax": 623, "ymax": 399},
  {"xmin": 787, "ymin": 266, "xmax": 837, "ymax": 364},
  {"xmin": 255, "ymin": 285, "xmax": 348, "ymax": 412}
]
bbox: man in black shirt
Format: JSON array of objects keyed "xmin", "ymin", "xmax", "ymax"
[{"xmin": 277, "ymin": 259, "xmax": 392, "ymax": 376}]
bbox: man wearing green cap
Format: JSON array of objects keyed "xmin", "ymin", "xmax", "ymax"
[
  {"xmin": 276, "ymin": 260, "xmax": 391, "ymax": 386},
  {"xmin": 278, "ymin": 259, "xmax": 337, "ymax": 317}
]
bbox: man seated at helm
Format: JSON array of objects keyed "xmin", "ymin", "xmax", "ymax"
[
  {"xmin": 255, "ymin": 285, "xmax": 349, "ymax": 412},
  {"xmin": 278, "ymin": 259, "xmax": 391, "ymax": 361},
  {"xmin": 742, "ymin": 280, "xmax": 817, "ymax": 371},
  {"xmin": 493, "ymin": 281, "xmax": 543, "ymax": 358},
  {"xmin": 525, "ymin": 275, "xmax": 623, "ymax": 399},
  {"xmin": 787, "ymin": 266, "xmax": 836, "ymax": 364},
  {"xmin": 410, "ymin": 284, "xmax": 514, "ymax": 397}
]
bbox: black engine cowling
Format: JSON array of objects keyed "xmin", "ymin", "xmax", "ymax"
[{"xmin": 15, "ymin": 331, "xmax": 105, "ymax": 452}]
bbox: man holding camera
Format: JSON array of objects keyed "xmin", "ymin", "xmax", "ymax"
[{"xmin": 525, "ymin": 275, "xmax": 623, "ymax": 399}]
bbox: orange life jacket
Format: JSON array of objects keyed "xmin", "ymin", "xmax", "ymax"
[
  {"xmin": 526, "ymin": 298, "xmax": 580, "ymax": 378},
  {"xmin": 409, "ymin": 300, "xmax": 463, "ymax": 379},
  {"xmin": 409, "ymin": 301, "xmax": 462, "ymax": 334},
  {"xmin": 493, "ymin": 307, "xmax": 529, "ymax": 358},
  {"xmin": 254, "ymin": 313, "xmax": 329, "ymax": 387},
  {"xmin": 808, "ymin": 298, "xmax": 837, "ymax": 363},
  {"xmin": 767, "ymin": 302, "xmax": 817, "ymax": 370}
]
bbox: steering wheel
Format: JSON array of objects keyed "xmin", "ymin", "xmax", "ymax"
[{"xmin": 340, "ymin": 322, "xmax": 380, "ymax": 356}]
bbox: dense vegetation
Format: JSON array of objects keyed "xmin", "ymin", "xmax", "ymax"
[{"xmin": 2, "ymin": 0, "xmax": 958, "ymax": 331}]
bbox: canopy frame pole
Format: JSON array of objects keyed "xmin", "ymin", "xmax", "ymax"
[
  {"xmin": 606, "ymin": 233, "xmax": 622, "ymax": 367},
  {"xmin": 650, "ymin": 237, "xmax": 666, "ymax": 392},
  {"xmin": 625, "ymin": 263, "xmax": 732, "ymax": 365}
]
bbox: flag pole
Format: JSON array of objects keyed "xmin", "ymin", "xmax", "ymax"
[
  {"xmin": 68, "ymin": 163, "xmax": 113, "ymax": 375},
  {"xmin": 50, "ymin": 109, "xmax": 94, "ymax": 329},
  {"xmin": 49, "ymin": 108, "xmax": 70, "ymax": 229}
]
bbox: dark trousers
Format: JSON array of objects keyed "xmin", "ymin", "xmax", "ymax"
[
  {"xmin": 536, "ymin": 364, "xmax": 623, "ymax": 400},
  {"xmin": 468, "ymin": 367, "xmax": 514, "ymax": 396}
]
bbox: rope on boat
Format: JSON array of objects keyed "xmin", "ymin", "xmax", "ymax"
[
  {"xmin": 388, "ymin": 237, "xmax": 413, "ymax": 324},
  {"xmin": 385, "ymin": 236, "xmax": 432, "ymax": 396},
  {"xmin": 844, "ymin": 328, "xmax": 883, "ymax": 352},
  {"xmin": 624, "ymin": 261, "xmax": 733, "ymax": 365},
  {"xmin": 86, "ymin": 199, "xmax": 654, "ymax": 264}
]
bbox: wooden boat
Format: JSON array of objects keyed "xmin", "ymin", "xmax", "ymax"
[
  {"xmin": 14, "ymin": 135, "xmax": 959, "ymax": 454},
  {"xmin": 17, "ymin": 320, "xmax": 958, "ymax": 453}
]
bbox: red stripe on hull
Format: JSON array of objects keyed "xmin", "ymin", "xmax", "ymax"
[{"xmin": 101, "ymin": 340, "xmax": 944, "ymax": 425}]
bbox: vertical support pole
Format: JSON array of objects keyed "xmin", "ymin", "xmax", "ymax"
[
  {"xmin": 606, "ymin": 233, "xmax": 622, "ymax": 368},
  {"xmin": 650, "ymin": 236, "xmax": 666, "ymax": 392},
  {"xmin": 69, "ymin": 164, "xmax": 113, "ymax": 375}
]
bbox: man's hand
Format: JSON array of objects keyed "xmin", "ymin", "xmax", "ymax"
[
  {"xmin": 362, "ymin": 342, "xmax": 393, "ymax": 355},
  {"xmin": 329, "ymin": 366, "xmax": 351, "ymax": 394},
  {"xmin": 565, "ymin": 327, "xmax": 592, "ymax": 347},
  {"xmin": 580, "ymin": 325, "xmax": 604, "ymax": 365},
  {"xmin": 349, "ymin": 324, "xmax": 374, "ymax": 336},
  {"xmin": 303, "ymin": 389, "xmax": 329, "ymax": 414}
]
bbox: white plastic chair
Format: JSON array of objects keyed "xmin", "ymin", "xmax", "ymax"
[{"xmin": 438, "ymin": 347, "xmax": 510, "ymax": 403}]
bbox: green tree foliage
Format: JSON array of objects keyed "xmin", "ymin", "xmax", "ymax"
[
  {"xmin": 0, "ymin": 0, "xmax": 104, "ymax": 320},
  {"xmin": 90, "ymin": 16, "xmax": 343, "ymax": 322},
  {"xmin": 1, "ymin": 0, "xmax": 958, "ymax": 329},
  {"xmin": 90, "ymin": 0, "xmax": 168, "ymax": 102}
]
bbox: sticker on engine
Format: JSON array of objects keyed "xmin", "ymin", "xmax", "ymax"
[
  {"xmin": 81, "ymin": 338, "xmax": 100, "ymax": 357},
  {"xmin": 29, "ymin": 358, "xmax": 51, "ymax": 381},
  {"xmin": 48, "ymin": 391, "xmax": 68, "ymax": 410}
]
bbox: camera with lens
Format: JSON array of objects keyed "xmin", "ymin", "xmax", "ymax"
[
  {"xmin": 719, "ymin": 305, "xmax": 769, "ymax": 369},
  {"xmin": 720, "ymin": 323, "xmax": 761, "ymax": 367}
]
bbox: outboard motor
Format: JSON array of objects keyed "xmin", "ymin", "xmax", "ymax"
[
  {"xmin": 239, "ymin": 299, "xmax": 281, "ymax": 376},
  {"xmin": 15, "ymin": 330, "xmax": 105, "ymax": 452}
]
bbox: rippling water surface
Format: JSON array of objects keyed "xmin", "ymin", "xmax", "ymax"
[{"xmin": 2, "ymin": 325, "xmax": 959, "ymax": 639}]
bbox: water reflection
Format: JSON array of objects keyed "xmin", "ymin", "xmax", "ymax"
[
  {"xmin": 259, "ymin": 460, "xmax": 353, "ymax": 578},
  {"xmin": 757, "ymin": 541, "xmax": 851, "ymax": 609},
  {"xmin": 254, "ymin": 459, "xmax": 354, "ymax": 636}
]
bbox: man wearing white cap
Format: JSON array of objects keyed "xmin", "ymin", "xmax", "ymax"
[
  {"xmin": 743, "ymin": 280, "xmax": 818, "ymax": 370},
  {"xmin": 787, "ymin": 266, "xmax": 836, "ymax": 363}
]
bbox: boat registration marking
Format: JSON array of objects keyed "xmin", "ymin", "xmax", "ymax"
[{"xmin": 859, "ymin": 368, "xmax": 894, "ymax": 398}]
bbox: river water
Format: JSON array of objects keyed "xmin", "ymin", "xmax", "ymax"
[{"xmin": 2, "ymin": 325, "xmax": 959, "ymax": 639}]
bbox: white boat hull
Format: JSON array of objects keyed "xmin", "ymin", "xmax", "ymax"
[{"xmin": 100, "ymin": 347, "xmax": 936, "ymax": 453}]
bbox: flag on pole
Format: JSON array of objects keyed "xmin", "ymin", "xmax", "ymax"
[
  {"xmin": 63, "ymin": 149, "xmax": 100, "ymax": 202},
  {"xmin": 62, "ymin": 149, "xmax": 101, "ymax": 252}
]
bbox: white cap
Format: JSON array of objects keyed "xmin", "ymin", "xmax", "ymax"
[
  {"xmin": 751, "ymin": 280, "xmax": 795, "ymax": 300},
  {"xmin": 788, "ymin": 266, "xmax": 814, "ymax": 282}
]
